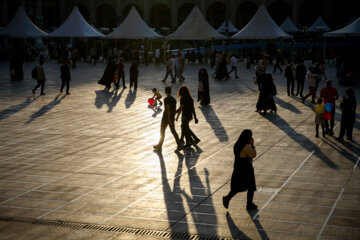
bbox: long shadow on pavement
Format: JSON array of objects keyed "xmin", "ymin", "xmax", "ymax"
[
  {"xmin": 226, "ymin": 212, "xmax": 251, "ymax": 239},
  {"xmin": 125, "ymin": 89, "xmax": 137, "ymax": 109},
  {"xmin": 108, "ymin": 88, "xmax": 125, "ymax": 112},
  {"xmin": 321, "ymin": 137, "xmax": 360, "ymax": 165},
  {"xmin": 275, "ymin": 97, "xmax": 302, "ymax": 114},
  {"xmin": 199, "ymin": 105, "xmax": 229, "ymax": 142},
  {"xmin": 181, "ymin": 146, "xmax": 218, "ymax": 237},
  {"xmin": 94, "ymin": 89, "xmax": 113, "ymax": 109},
  {"xmin": 155, "ymin": 151, "xmax": 189, "ymax": 239},
  {"xmin": 261, "ymin": 113, "xmax": 338, "ymax": 169},
  {"xmin": 26, "ymin": 94, "xmax": 66, "ymax": 124},
  {"xmin": 248, "ymin": 210, "xmax": 270, "ymax": 240},
  {"xmin": 0, "ymin": 96, "xmax": 39, "ymax": 120}
]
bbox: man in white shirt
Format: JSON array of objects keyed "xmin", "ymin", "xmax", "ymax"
[
  {"xmin": 302, "ymin": 66, "xmax": 317, "ymax": 103},
  {"xmin": 228, "ymin": 54, "xmax": 239, "ymax": 78},
  {"xmin": 162, "ymin": 54, "xmax": 174, "ymax": 83}
]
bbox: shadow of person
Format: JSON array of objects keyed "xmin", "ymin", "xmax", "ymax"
[
  {"xmin": 154, "ymin": 150, "xmax": 189, "ymax": 238},
  {"xmin": 199, "ymin": 105, "xmax": 228, "ymax": 142},
  {"xmin": 321, "ymin": 137, "xmax": 360, "ymax": 165},
  {"xmin": 26, "ymin": 94, "xmax": 67, "ymax": 124},
  {"xmin": 107, "ymin": 88, "xmax": 125, "ymax": 112},
  {"xmin": 226, "ymin": 212, "xmax": 251, "ymax": 240},
  {"xmin": 181, "ymin": 146, "xmax": 218, "ymax": 237},
  {"xmin": 261, "ymin": 113, "xmax": 338, "ymax": 169},
  {"xmin": 94, "ymin": 89, "xmax": 114, "ymax": 109},
  {"xmin": 148, "ymin": 104, "xmax": 163, "ymax": 118},
  {"xmin": 275, "ymin": 97, "xmax": 302, "ymax": 114},
  {"xmin": 0, "ymin": 96, "xmax": 39, "ymax": 121},
  {"xmin": 247, "ymin": 210, "xmax": 270, "ymax": 240},
  {"xmin": 125, "ymin": 89, "xmax": 137, "ymax": 109}
]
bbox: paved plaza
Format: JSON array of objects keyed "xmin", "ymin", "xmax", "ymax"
[{"xmin": 0, "ymin": 60, "xmax": 359, "ymax": 240}]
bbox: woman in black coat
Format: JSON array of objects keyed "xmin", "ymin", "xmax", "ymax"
[
  {"xmin": 223, "ymin": 129, "xmax": 257, "ymax": 210},
  {"xmin": 336, "ymin": 88, "xmax": 356, "ymax": 141},
  {"xmin": 256, "ymin": 73, "xmax": 277, "ymax": 113},
  {"xmin": 98, "ymin": 58, "xmax": 117, "ymax": 91},
  {"xmin": 197, "ymin": 68, "xmax": 210, "ymax": 105}
]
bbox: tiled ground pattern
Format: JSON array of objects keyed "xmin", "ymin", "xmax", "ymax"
[{"xmin": 0, "ymin": 60, "xmax": 359, "ymax": 240}]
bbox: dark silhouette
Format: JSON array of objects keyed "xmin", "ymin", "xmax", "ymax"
[
  {"xmin": 247, "ymin": 210, "xmax": 270, "ymax": 240},
  {"xmin": 215, "ymin": 54, "xmax": 229, "ymax": 80},
  {"xmin": 336, "ymin": 88, "xmax": 356, "ymax": 142},
  {"xmin": 256, "ymin": 73, "xmax": 277, "ymax": 114},
  {"xmin": 32, "ymin": 58, "xmax": 46, "ymax": 95},
  {"xmin": 320, "ymin": 80, "xmax": 339, "ymax": 136},
  {"xmin": 295, "ymin": 59, "xmax": 307, "ymax": 97},
  {"xmin": 98, "ymin": 58, "xmax": 117, "ymax": 91},
  {"xmin": 223, "ymin": 129, "xmax": 258, "ymax": 210},
  {"xmin": 284, "ymin": 61, "xmax": 295, "ymax": 96},
  {"xmin": 94, "ymin": 90, "xmax": 113, "ymax": 109},
  {"xmin": 197, "ymin": 68, "xmax": 210, "ymax": 106},
  {"xmin": 153, "ymin": 87, "xmax": 183, "ymax": 152},
  {"xmin": 108, "ymin": 88, "xmax": 125, "ymax": 112},
  {"xmin": 116, "ymin": 57, "xmax": 126, "ymax": 89},
  {"xmin": 60, "ymin": 59, "xmax": 71, "ymax": 95},
  {"xmin": 272, "ymin": 55, "xmax": 282, "ymax": 73},
  {"xmin": 129, "ymin": 61, "xmax": 139, "ymax": 89},
  {"xmin": 176, "ymin": 85, "xmax": 200, "ymax": 148}
]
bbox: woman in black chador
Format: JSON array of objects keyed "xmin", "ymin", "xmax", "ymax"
[
  {"xmin": 256, "ymin": 73, "xmax": 277, "ymax": 113},
  {"xmin": 215, "ymin": 54, "xmax": 229, "ymax": 80},
  {"xmin": 336, "ymin": 88, "xmax": 356, "ymax": 142},
  {"xmin": 98, "ymin": 57, "xmax": 117, "ymax": 91},
  {"xmin": 197, "ymin": 68, "xmax": 210, "ymax": 105},
  {"xmin": 223, "ymin": 129, "xmax": 257, "ymax": 210}
]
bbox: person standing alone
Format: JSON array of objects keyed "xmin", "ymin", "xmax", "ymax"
[
  {"xmin": 32, "ymin": 57, "xmax": 46, "ymax": 95},
  {"xmin": 60, "ymin": 59, "xmax": 71, "ymax": 94}
]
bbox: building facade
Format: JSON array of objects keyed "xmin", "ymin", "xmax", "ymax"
[{"xmin": 0, "ymin": 0, "xmax": 358, "ymax": 31}]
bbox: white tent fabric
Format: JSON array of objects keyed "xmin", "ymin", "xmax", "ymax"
[
  {"xmin": 106, "ymin": 7, "xmax": 162, "ymax": 39},
  {"xmin": 307, "ymin": 16, "xmax": 331, "ymax": 32},
  {"xmin": 324, "ymin": 17, "xmax": 360, "ymax": 37},
  {"xmin": 232, "ymin": 5, "xmax": 292, "ymax": 39},
  {"xmin": 166, "ymin": 6, "xmax": 225, "ymax": 40},
  {"xmin": 3, "ymin": 7, "xmax": 47, "ymax": 37},
  {"xmin": 280, "ymin": 16, "xmax": 299, "ymax": 32},
  {"xmin": 49, "ymin": 7, "xmax": 104, "ymax": 37},
  {"xmin": 217, "ymin": 19, "xmax": 239, "ymax": 33}
]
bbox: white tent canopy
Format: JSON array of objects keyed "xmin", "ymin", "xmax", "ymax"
[
  {"xmin": 166, "ymin": 6, "xmax": 225, "ymax": 40},
  {"xmin": 217, "ymin": 19, "xmax": 239, "ymax": 33},
  {"xmin": 280, "ymin": 16, "xmax": 299, "ymax": 33},
  {"xmin": 49, "ymin": 7, "xmax": 104, "ymax": 37},
  {"xmin": 3, "ymin": 7, "xmax": 47, "ymax": 37},
  {"xmin": 307, "ymin": 16, "xmax": 331, "ymax": 32},
  {"xmin": 106, "ymin": 7, "xmax": 162, "ymax": 39},
  {"xmin": 324, "ymin": 17, "xmax": 360, "ymax": 37},
  {"xmin": 232, "ymin": 5, "xmax": 292, "ymax": 39}
]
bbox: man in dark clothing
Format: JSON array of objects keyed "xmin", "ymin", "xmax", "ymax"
[
  {"xmin": 60, "ymin": 59, "xmax": 71, "ymax": 94},
  {"xmin": 154, "ymin": 87, "xmax": 183, "ymax": 152},
  {"xmin": 117, "ymin": 57, "xmax": 126, "ymax": 89},
  {"xmin": 129, "ymin": 61, "xmax": 138, "ymax": 89},
  {"xmin": 32, "ymin": 58, "xmax": 46, "ymax": 95},
  {"xmin": 295, "ymin": 60, "xmax": 307, "ymax": 97},
  {"xmin": 285, "ymin": 61, "xmax": 295, "ymax": 96}
]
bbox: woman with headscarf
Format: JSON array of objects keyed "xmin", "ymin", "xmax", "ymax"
[
  {"xmin": 336, "ymin": 88, "xmax": 356, "ymax": 142},
  {"xmin": 223, "ymin": 129, "xmax": 257, "ymax": 210},
  {"xmin": 256, "ymin": 73, "xmax": 277, "ymax": 114},
  {"xmin": 197, "ymin": 68, "xmax": 210, "ymax": 105},
  {"xmin": 176, "ymin": 85, "xmax": 200, "ymax": 147},
  {"xmin": 98, "ymin": 57, "xmax": 117, "ymax": 91}
]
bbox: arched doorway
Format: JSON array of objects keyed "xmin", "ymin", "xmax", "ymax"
[
  {"xmin": 299, "ymin": 0, "xmax": 323, "ymax": 28},
  {"xmin": 122, "ymin": 4, "xmax": 143, "ymax": 20},
  {"xmin": 150, "ymin": 3, "xmax": 171, "ymax": 28},
  {"xmin": 207, "ymin": 2, "xmax": 226, "ymax": 29},
  {"xmin": 178, "ymin": 3, "xmax": 194, "ymax": 26},
  {"xmin": 77, "ymin": 4, "xmax": 90, "ymax": 22},
  {"xmin": 268, "ymin": 0, "xmax": 291, "ymax": 25},
  {"xmin": 96, "ymin": 4, "xmax": 116, "ymax": 28},
  {"xmin": 236, "ymin": 2, "xmax": 258, "ymax": 29}
]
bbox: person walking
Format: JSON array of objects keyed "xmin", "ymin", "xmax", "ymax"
[
  {"xmin": 256, "ymin": 73, "xmax": 277, "ymax": 114},
  {"xmin": 320, "ymin": 80, "xmax": 339, "ymax": 136},
  {"xmin": 295, "ymin": 59, "xmax": 307, "ymax": 97},
  {"xmin": 32, "ymin": 57, "xmax": 46, "ymax": 95},
  {"xmin": 117, "ymin": 57, "xmax": 126, "ymax": 89},
  {"xmin": 223, "ymin": 129, "xmax": 257, "ymax": 210},
  {"xmin": 153, "ymin": 86, "xmax": 183, "ymax": 152},
  {"xmin": 98, "ymin": 57, "xmax": 117, "ymax": 91},
  {"xmin": 255, "ymin": 60, "xmax": 266, "ymax": 91},
  {"xmin": 176, "ymin": 85, "xmax": 200, "ymax": 147},
  {"xmin": 272, "ymin": 55, "xmax": 283, "ymax": 73},
  {"xmin": 228, "ymin": 54, "xmax": 239, "ymax": 78},
  {"xmin": 302, "ymin": 66, "xmax": 318, "ymax": 104},
  {"xmin": 162, "ymin": 55, "xmax": 174, "ymax": 83},
  {"xmin": 197, "ymin": 68, "xmax": 210, "ymax": 105},
  {"xmin": 60, "ymin": 59, "xmax": 71, "ymax": 95},
  {"xmin": 129, "ymin": 61, "xmax": 139, "ymax": 89},
  {"xmin": 336, "ymin": 88, "xmax": 356, "ymax": 142},
  {"xmin": 284, "ymin": 60, "xmax": 295, "ymax": 96}
]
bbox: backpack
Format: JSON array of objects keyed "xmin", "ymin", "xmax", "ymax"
[{"xmin": 31, "ymin": 66, "xmax": 37, "ymax": 79}]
